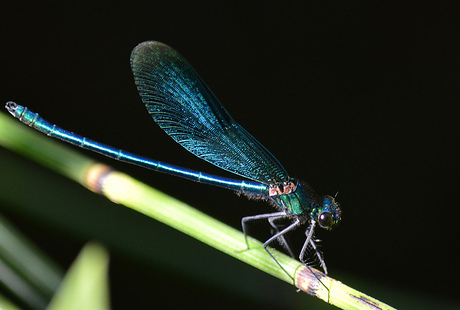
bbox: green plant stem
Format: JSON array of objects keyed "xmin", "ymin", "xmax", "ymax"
[{"xmin": 0, "ymin": 111, "xmax": 396, "ymax": 310}]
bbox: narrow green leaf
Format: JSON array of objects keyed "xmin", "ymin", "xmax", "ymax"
[{"xmin": 47, "ymin": 243, "xmax": 110, "ymax": 310}]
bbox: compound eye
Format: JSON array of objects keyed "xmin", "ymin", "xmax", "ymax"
[{"xmin": 318, "ymin": 212, "xmax": 332, "ymax": 228}]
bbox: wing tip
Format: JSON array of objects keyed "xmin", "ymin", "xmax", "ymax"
[{"xmin": 130, "ymin": 41, "xmax": 170, "ymax": 66}]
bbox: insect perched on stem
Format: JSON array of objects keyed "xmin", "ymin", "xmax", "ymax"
[{"xmin": 5, "ymin": 41, "xmax": 341, "ymax": 280}]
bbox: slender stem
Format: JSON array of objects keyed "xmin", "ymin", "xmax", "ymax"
[{"xmin": 0, "ymin": 112, "xmax": 396, "ymax": 310}]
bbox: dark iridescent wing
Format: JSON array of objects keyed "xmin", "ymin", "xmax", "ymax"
[{"xmin": 130, "ymin": 41, "xmax": 289, "ymax": 185}]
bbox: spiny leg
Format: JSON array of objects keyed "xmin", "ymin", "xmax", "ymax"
[
  {"xmin": 268, "ymin": 216, "xmax": 296, "ymax": 258},
  {"xmin": 307, "ymin": 237, "xmax": 330, "ymax": 300},
  {"xmin": 241, "ymin": 211, "xmax": 286, "ymax": 250},
  {"xmin": 299, "ymin": 218, "xmax": 327, "ymax": 274},
  {"xmin": 308, "ymin": 238, "xmax": 328, "ymax": 275},
  {"xmin": 299, "ymin": 219, "xmax": 330, "ymax": 297},
  {"xmin": 299, "ymin": 219, "xmax": 315, "ymax": 265},
  {"xmin": 261, "ymin": 218, "xmax": 301, "ymax": 282}
]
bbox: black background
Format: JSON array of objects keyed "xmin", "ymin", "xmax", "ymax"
[{"xmin": 1, "ymin": 1, "xmax": 459, "ymax": 309}]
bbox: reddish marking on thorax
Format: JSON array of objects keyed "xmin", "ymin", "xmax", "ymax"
[{"xmin": 268, "ymin": 181, "xmax": 297, "ymax": 196}]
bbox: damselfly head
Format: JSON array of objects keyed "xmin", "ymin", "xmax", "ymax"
[{"xmin": 317, "ymin": 195, "xmax": 341, "ymax": 229}]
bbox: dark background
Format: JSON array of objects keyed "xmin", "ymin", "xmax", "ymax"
[{"xmin": 1, "ymin": 1, "xmax": 459, "ymax": 309}]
